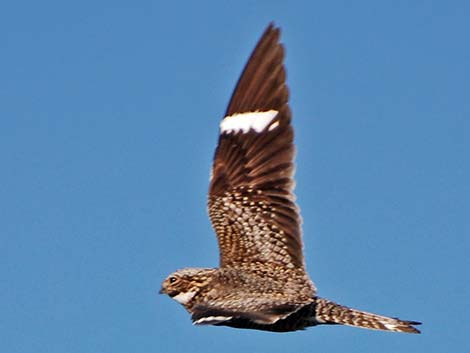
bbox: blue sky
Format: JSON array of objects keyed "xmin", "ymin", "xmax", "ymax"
[{"xmin": 1, "ymin": 0, "xmax": 469, "ymax": 352}]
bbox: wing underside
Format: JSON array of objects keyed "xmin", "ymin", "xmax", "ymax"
[{"xmin": 208, "ymin": 24, "xmax": 305, "ymax": 270}]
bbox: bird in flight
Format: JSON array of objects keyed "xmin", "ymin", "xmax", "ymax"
[{"xmin": 160, "ymin": 23, "xmax": 421, "ymax": 334}]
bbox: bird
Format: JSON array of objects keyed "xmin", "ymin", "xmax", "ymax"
[{"xmin": 160, "ymin": 23, "xmax": 421, "ymax": 334}]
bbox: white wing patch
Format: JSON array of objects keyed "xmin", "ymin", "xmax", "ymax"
[
  {"xmin": 220, "ymin": 110, "xmax": 278, "ymax": 134},
  {"xmin": 193, "ymin": 316, "xmax": 233, "ymax": 325},
  {"xmin": 268, "ymin": 120, "xmax": 280, "ymax": 131}
]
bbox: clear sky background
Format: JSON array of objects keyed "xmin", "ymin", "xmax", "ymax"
[{"xmin": 1, "ymin": 1, "xmax": 469, "ymax": 352}]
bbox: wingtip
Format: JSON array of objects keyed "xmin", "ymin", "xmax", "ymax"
[{"xmin": 264, "ymin": 21, "xmax": 281, "ymax": 36}]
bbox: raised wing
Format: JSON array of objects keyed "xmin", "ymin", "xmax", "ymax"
[{"xmin": 208, "ymin": 24, "xmax": 304, "ymax": 270}]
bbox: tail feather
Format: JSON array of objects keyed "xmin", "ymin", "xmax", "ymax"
[{"xmin": 315, "ymin": 297, "xmax": 421, "ymax": 334}]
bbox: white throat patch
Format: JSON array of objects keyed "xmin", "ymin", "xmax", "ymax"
[
  {"xmin": 172, "ymin": 291, "xmax": 196, "ymax": 305},
  {"xmin": 220, "ymin": 110, "xmax": 278, "ymax": 134}
]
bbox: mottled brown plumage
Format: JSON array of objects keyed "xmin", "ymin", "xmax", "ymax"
[{"xmin": 160, "ymin": 23, "xmax": 421, "ymax": 334}]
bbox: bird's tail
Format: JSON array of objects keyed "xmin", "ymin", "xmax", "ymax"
[{"xmin": 314, "ymin": 297, "xmax": 421, "ymax": 334}]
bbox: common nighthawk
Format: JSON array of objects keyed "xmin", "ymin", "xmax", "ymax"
[{"xmin": 160, "ymin": 23, "xmax": 421, "ymax": 334}]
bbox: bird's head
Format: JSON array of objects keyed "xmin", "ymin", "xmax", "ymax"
[{"xmin": 160, "ymin": 268, "xmax": 216, "ymax": 306}]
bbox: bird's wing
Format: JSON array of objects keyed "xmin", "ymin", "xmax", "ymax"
[
  {"xmin": 191, "ymin": 300, "xmax": 302, "ymax": 326},
  {"xmin": 208, "ymin": 24, "xmax": 304, "ymax": 270}
]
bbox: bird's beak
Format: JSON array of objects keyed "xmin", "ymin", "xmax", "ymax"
[{"xmin": 159, "ymin": 287, "xmax": 165, "ymax": 295}]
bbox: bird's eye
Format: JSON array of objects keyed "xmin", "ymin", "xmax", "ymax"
[{"xmin": 169, "ymin": 276, "xmax": 177, "ymax": 284}]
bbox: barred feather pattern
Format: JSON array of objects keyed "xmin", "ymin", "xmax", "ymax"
[
  {"xmin": 160, "ymin": 23, "xmax": 422, "ymax": 335},
  {"xmin": 314, "ymin": 298, "xmax": 421, "ymax": 334}
]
